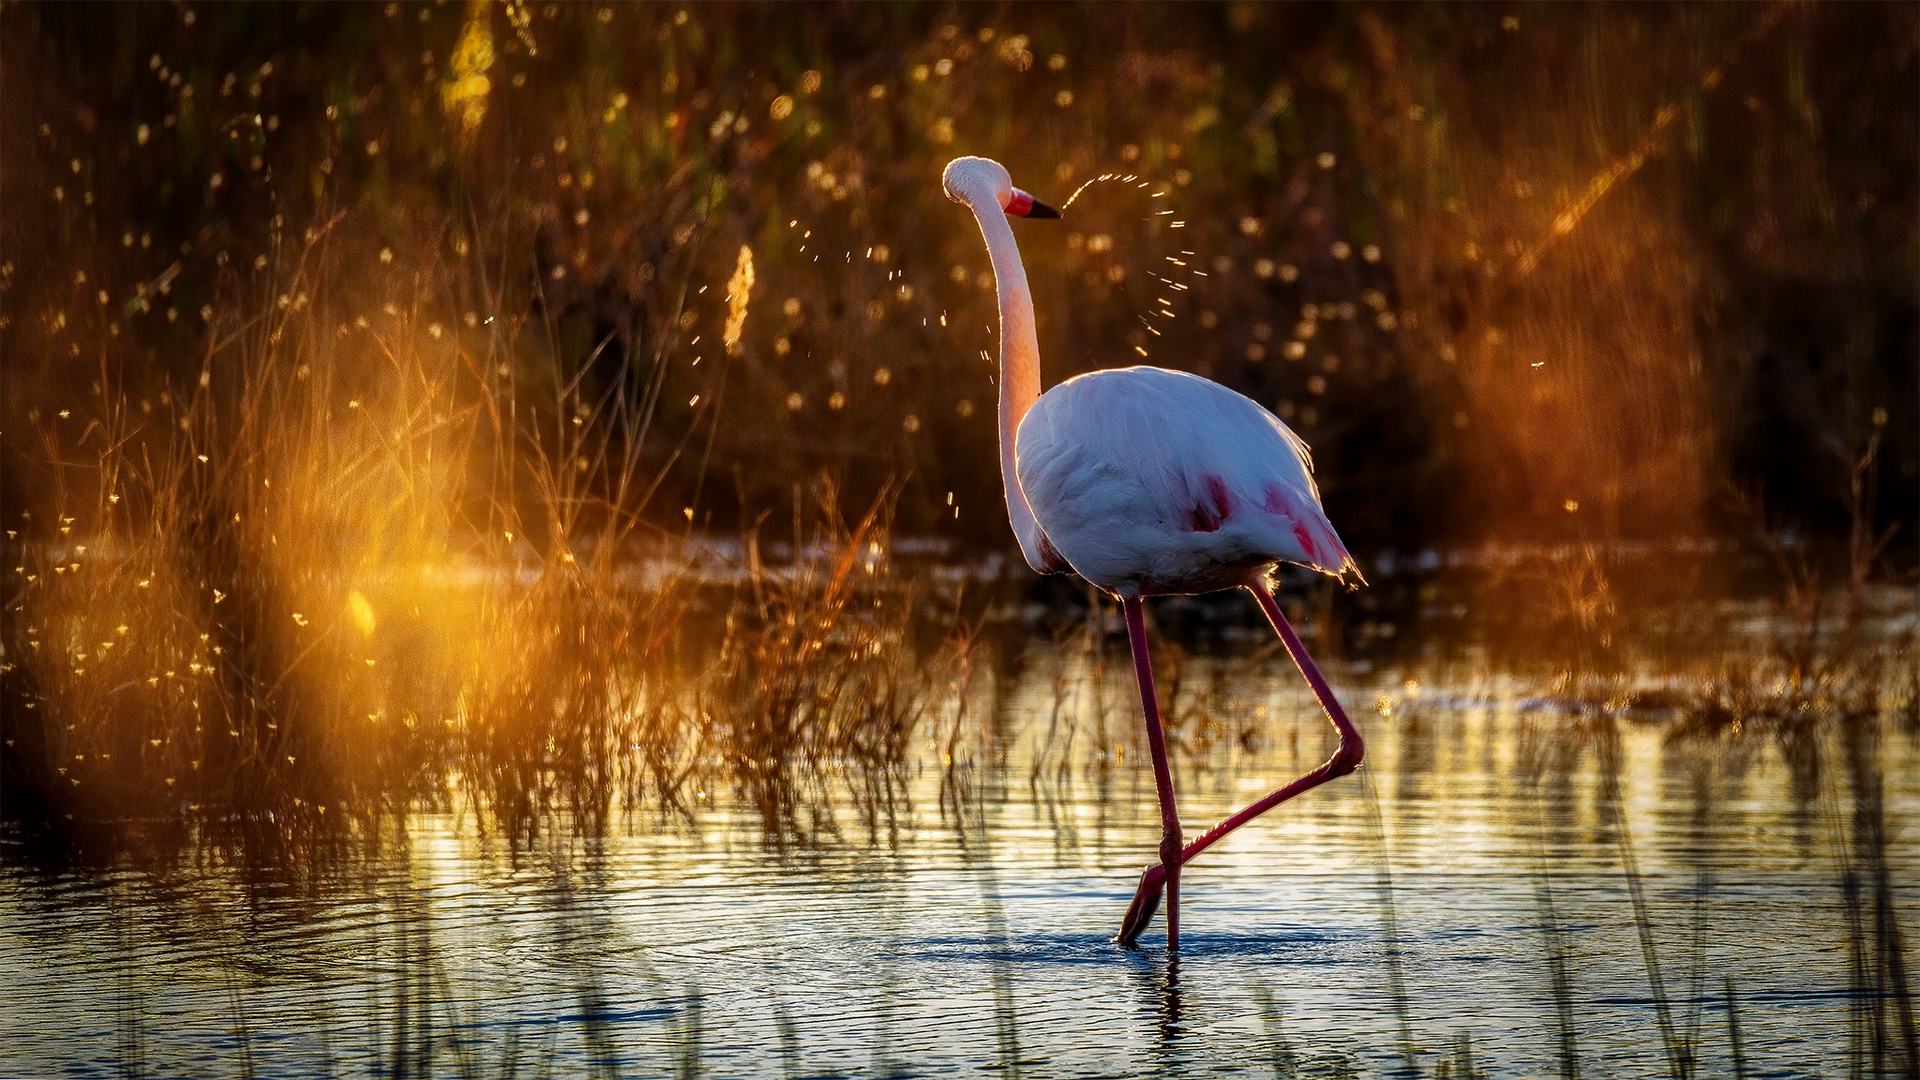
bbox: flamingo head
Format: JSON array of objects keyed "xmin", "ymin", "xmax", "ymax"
[{"xmin": 943, "ymin": 156, "xmax": 1060, "ymax": 219}]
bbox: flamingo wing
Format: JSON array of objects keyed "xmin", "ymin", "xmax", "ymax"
[{"xmin": 1014, "ymin": 366, "xmax": 1357, "ymax": 596}]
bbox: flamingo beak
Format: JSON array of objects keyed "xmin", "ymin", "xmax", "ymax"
[{"xmin": 1005, "ymin": 188, "xmax": 1060, "ymax": 219}]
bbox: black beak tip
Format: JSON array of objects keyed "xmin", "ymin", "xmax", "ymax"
[{"xmin": 1028, "ymin": 200, "xmax": 1061, "ymax": 220}]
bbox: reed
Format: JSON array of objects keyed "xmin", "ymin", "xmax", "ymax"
[
  {"xmin": 3, "ymin": 0, "xmax": 1911, "ymax": 884},
  {"xmin": 0, "ymin": 188, "xmax": 948, "ymax": 853},
  {"xmin": 700, "ymin": 478, "xmax": 932, "ymax": 845}
]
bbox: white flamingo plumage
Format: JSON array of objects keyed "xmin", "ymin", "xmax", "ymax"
[{"xmin": 943, "ymin": 156, "xmax": 1366, "ymax": 950}]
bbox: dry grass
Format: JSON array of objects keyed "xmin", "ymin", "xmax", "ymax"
[
  {"xmin": 0, "ymin": 201, "xmax": 951, "ymax": 849},
  {"xmin": 701, "ymin": 480, "xmax": 932, "ymax": 845},
  {"xmin": 3, "ymin": 3, "xmax": 1913, "ymax": 852}
]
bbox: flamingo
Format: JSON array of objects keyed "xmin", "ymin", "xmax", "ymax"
[{"xmin": 942, "ymin": 156, "xmax": 1366, "ymax": 950}]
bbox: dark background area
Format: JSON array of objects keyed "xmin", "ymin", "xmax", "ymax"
[{"xmin": 5, "ymin": 1, "xmax": 1914, "ymax": 564}]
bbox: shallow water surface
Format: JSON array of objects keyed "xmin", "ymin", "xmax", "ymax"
[{"xmin": 3, "ymin": 663, "xmax": 1916, "ymax": 1078}]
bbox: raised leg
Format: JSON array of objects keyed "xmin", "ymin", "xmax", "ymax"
[
  {"xmin": 1116, "ymin": 580, "xmax": 1364, "ymax": 944},
  {"xmin": 1116, "ymin": 596, "xmax": 1184, "ymax": 950}
]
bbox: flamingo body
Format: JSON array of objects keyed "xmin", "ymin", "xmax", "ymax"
[{"xmin": 1016, "ymin": 365, "xmax": 1356, "ymax": 597}]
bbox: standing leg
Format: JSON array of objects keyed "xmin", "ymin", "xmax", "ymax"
[
  {"xmin": 1116, "ymin": 580, "xmax": 1363, "ymax": 943},
  {"xmin": 1118, "ymin": 595, "xmax": 1183, "ymax": 950}
]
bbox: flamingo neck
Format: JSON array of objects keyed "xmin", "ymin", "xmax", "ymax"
[{"xmin": 970, "ymin": 206, "xmax": 1053, "ymax": 572}]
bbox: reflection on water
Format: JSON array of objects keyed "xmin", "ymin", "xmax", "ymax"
[{"xmin": 3, "ymin": 657, "xmax": 1916, "ymax": 1077}]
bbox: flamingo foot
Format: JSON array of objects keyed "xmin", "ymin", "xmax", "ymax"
[
  {"xmin": 1115, "ymin": 862, "xmax": 1167, "ymax": 946},
  {"xmin": 1117, "ymin": 829, "xmax": 1183, "ymax": 947}
]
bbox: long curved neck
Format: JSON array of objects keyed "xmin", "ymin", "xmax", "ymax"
[{"xmin": 970, "ymin": 205, "xmax": 1053, "ymax": 572}]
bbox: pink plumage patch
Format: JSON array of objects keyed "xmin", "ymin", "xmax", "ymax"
[
  {"xmin": 1292, "ymin": 521, "xmax": 1320, "ymax": 562},
  {"xmin": 1185, "ymin": 474, "xmax": 1234, "ymax": 533},
  {"xmin": 1036, "ymin": 530, "xmax": 1069, "ymax": 572},
  {"xmin": 1263, "ymin": 483, "xmax": 1322, "ymax": 562}
]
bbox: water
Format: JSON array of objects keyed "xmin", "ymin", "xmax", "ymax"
[{"xmin": 3, "ymin": 659, "xmax": 1916, "ymax": 1078}]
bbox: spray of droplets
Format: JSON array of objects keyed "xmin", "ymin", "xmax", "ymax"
[
  {"xmin": 1061, "ymin": 172, "xmax": 1138, "ymax": 209},
  {"xmin": 1054, "ymin": 170, "xmax": 1210, "ymax": 362}
]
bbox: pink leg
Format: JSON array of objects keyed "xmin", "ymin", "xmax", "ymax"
[
  {"xmin": 1116, "ymin": 580, "xmax": 1364, "ymax": 945},
  {"xmin": 1117, "ymin": 596, "xmax": 1184, "ymax": 950}
]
